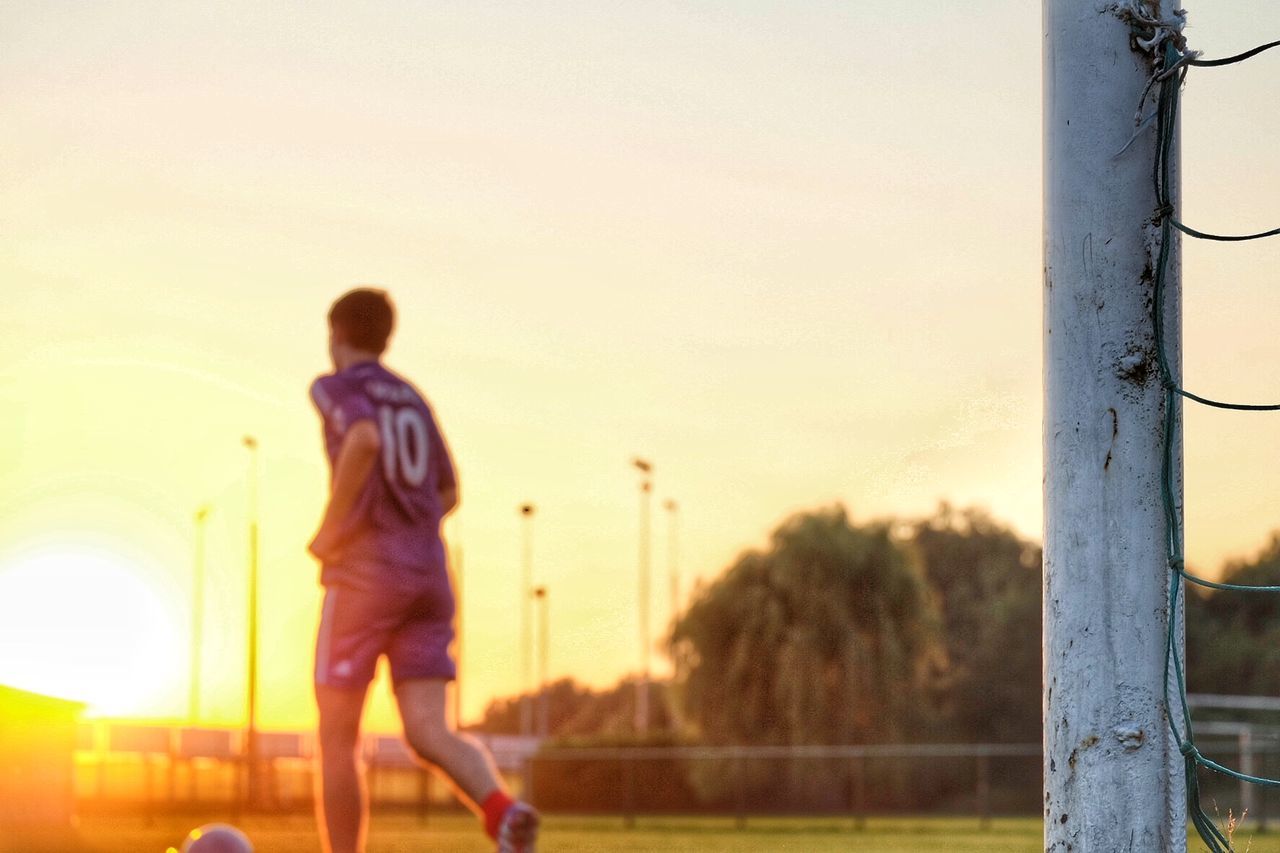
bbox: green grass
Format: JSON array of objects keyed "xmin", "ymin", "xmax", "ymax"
[{"xmin": 69, "ymin": 813, "xmax": 1280, "ymax": 852}]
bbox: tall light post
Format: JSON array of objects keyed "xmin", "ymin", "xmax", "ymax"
[
  {"xmin": 451, "ymin": 535, "xmax": 464, "ymax": 731},
  {"xmin": 663, "ymin": 499, "xmax": 679, "ymax": 626},
  {"xmin": 190, "ymin": 504, "xmax": 211, "ymax": 723},
  {"xmin": 241, "ymin": 435, "xmax": 261, "ymax": 805},
  {"xmin": 519, "ymin": 503, "xmax": 535, "ymax": 737},
  {"xmin": 533, "ymin": 586, "xmax": 549, "ymax": 739},
  {"xmin": 631, "ymin": 457, "xmax": 653, "ymax": 735}
]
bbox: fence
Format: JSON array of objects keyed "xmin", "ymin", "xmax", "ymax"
[
  {"xmin": 73, "ymin": 722, "xmax": 1280, "ymax": 828},
  {"xmin": 74, "ymin": 722, "xmax": 1040, "ymax": 823},
  {"xmin": 526, "ymin": 743, "xmax": 1041, "ymax": 828},
  {"xmin": 73, "ymin": 723, "xmax": 536, "ymax": 819}
]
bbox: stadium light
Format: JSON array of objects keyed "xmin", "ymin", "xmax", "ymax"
[
  {"xmin": 190, "ymin": 505, "xmax": 211, "ymax": 724},
  {"xmin": 451, "ymin": 537, "xmax": 464, "ymax": 730},
  {"xmin": 631, "ymin": 458, "xmax": 653, "ymax": 734},
  {"xmin": 519, "ymin": 503, "xmax": 535, "ymax": 738},
  {"xmin": 664, "ymin": 499, "xmax": 679, "ymax": 625},
  {"xmin": 241, "ymin": 435, "xmax": 260, "ymax": 806},
  {"xmin": 534, "ymin": 586, "xmax": 549, "ymax": 739}
]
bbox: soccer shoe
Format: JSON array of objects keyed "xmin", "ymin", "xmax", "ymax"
[{"xmin": 495, "ymin": 801, "xmax": 540, "ymax": 853}]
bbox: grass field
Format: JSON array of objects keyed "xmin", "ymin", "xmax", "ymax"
[{"xmin": 71, "ymin": 813, "xmax": 1280, "ymax": 852}]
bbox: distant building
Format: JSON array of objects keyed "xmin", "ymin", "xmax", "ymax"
[{"xmin": 0, "ymin": 684, "xmax": 86, "ymax": 851}]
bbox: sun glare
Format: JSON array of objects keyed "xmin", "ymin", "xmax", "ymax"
[{"xmin": 0, "ymin": 546, "xmax": 182, "ymax": 716}]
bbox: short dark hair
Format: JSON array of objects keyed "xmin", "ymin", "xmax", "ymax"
[{"xmin": 329, "ymin": 288, "xmax": 395, "ymax": 354}]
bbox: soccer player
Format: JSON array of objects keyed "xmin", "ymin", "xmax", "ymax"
[{"xmin": 307, "ymin": 288, "xmax": 538, "ymax": 853}]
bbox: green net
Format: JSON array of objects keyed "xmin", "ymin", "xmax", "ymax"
[{"xmin": 1146, "ymin": 33, "xmax": 1280, "ymax": 853}]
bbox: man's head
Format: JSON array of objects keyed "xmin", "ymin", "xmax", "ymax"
[{"xmin": 328, "ymin": 288, "xmax": 394, "ymax": 369}]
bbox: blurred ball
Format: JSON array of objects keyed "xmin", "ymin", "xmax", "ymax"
[{"xmin": 180, "ymin": 823, "xmax": 254, "ymax": 853}]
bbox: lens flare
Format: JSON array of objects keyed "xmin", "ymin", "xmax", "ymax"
[{"xmin": 0, "ymin": 546, "xmax": 182, "ymax": 715}]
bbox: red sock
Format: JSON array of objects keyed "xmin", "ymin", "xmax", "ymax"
[{"xmin": 481, "ymin": 790, "xmax": 515, "ymax": 840}]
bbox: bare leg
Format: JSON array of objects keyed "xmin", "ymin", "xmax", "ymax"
[
  {"xmin": 394, "ymin": 678, "xmax": 507, "ymax": 809},
  {"xmin": 316, "ymin": 684, "xmax": 370, "ymax": 853}
]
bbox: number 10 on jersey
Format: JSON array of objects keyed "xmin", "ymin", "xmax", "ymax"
[{"xmin": 379, "ymin": 406, "xmax": 429, "ymax": 487}]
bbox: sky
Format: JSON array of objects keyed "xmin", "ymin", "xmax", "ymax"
[{"xmin": 1, "ymin": 1, "xmax": 1278, "ymax": 732}]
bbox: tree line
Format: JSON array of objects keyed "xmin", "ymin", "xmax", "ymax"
[
  {"xmin": 476, "ymin": 503, "xmax": 1043, "ymax": 747},
  {"xmin": 471, "ymin": 504, "xmax": 1280, "ymax": 810}
]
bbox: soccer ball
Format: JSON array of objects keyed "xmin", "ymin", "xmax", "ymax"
[{"xmin": 179, "ymin": 823, "xmax": 254, "ymax": 853}]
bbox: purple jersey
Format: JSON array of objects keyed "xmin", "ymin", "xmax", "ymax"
[{"xmin": 310, "ymin": 361, "xmax": 455, "ymax": 590}]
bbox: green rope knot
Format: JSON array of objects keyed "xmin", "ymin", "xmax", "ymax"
[
  {"xmin": 1156, "ymin": 203, "xmax": 1175, "ymax": 221},
  {"xmin": 1181, "ymin": 741, "xmax": 1199, "ymax": 759}
]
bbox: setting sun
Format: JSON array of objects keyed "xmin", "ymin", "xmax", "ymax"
[{"xmin": 0, "ymin": 546, "xmax": 183, "ymax": 716}]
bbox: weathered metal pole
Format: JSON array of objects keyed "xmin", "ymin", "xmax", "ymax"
[{"xmin": 1044, "ymin": 2, "xmax": 1185, "ymax": 850}]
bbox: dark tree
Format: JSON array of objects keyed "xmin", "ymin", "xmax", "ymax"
[
  {"xmin": 1186, "ymin": 534, "xmax": 1280, "ymax": 699},
  {"xmin": 471, "ymin": 677, "xmax": 675, "ymax": 738},
  {"xmin": 908, "ymin": 504, "xmax": 1042, "ymax": 743},
  {"xmin": 669, "ymin": 506, "xmax": 943, "ymax": 805}
]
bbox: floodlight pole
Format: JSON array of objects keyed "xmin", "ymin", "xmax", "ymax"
[
  {"xmin": 519, "ymin": 504, "xmax": 535, "ymax": 738},
  {"xmin": 190, "ymin": 505, "xmax": 210, "ymax": 723},
  {"xmin": 1044, "ymin": 2, "xmax": 1185, "ymax": 850},
  {"xmin": 452, "ymin": 536, "xmax": 464, "ymax": 730},
  {"xmin": 632, "ymin": 458, "xmax": 653, "ymax": 734},
  {"xmin": 664, "ymin": 499, "xmax": 679, "ymax": 623},
  {"xmin": 242, "ymin": 435, "xmax": 261, "ymax": 806},
  {"xmin": 534, "ymin": 586, "xmax": 549, "ymax": 739}
]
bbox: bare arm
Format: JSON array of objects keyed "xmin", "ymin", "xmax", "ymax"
[
  {"xmin": 309, "ymin": 420, "xmax": 381, "ymax": 562},
  {"xmin": 438, "ymin": 484, "xmax": 458, "ymax": 516},
  {"xmin": 437, "ymin": 424, "xmax": 459, "ymax": 517}
]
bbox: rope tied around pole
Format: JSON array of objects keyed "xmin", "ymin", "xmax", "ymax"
[{"xmin": 1115, "ymin": 0, "xmax": 1188, "ymax": 53}]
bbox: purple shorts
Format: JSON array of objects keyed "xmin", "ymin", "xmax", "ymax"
[{"xmin": 314, "ymin": 580, "xmax": 457, "ymax": 690}]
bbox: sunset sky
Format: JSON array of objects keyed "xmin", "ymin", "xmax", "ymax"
[{"xmin": 3, "ymin": 2, "xmax": 1280, "ymax": 732}]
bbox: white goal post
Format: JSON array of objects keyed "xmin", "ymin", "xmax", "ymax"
[{"xmin": 1043, "ymin": 1, "xmax": 1186, "ymax": 850}]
